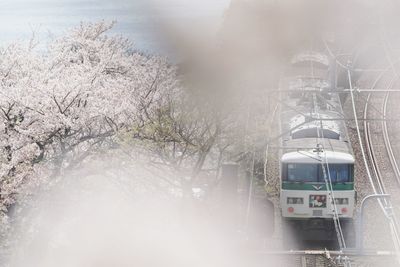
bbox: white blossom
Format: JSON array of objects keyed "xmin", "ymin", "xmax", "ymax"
[{"xmin": 0, "ymin": 21, "xmax": 179, "ymax": 227}]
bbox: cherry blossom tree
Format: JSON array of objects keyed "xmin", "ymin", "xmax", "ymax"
[
  {"xmin": 0, "ymin": 21, "xmax": 248, "ymax": 240},
  {"xmin": 0, "ymin": 21, "xmax": 179, "ymax": 225}
]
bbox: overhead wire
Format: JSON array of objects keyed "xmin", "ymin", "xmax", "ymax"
[{"xmin": 309, "ymin": 55, "xmax": 348, "ymax": 253}]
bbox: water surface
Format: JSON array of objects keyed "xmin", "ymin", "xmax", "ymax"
[{"xmin": 0, "ymin": 0, "xmax": 230, "ymax": 55}]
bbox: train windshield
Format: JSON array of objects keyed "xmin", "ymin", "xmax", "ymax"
[
  {"xmin": 287, "ymin": 163, "xmax": 318, "ymax": 182},
  {"xmin": 319, "ymin": 164, "xmax": 351, "ymax": 183},
  {"xmin": 284, "ymin": 163, "xmax": 353, "ymax": 183}
]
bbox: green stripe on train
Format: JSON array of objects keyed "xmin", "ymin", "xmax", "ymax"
[{"xmin": 282, "ymin": 182, "xmax": 354, "ymax": 191}]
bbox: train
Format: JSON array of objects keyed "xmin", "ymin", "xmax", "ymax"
[{"xmin": 279, "ymin": 51, "xmax": 356, "ymax": 244}]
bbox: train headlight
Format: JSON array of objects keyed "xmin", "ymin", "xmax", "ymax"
[
  {"xmin": 287, "ymin": 197, "xmax": 304, "ymax": 204},
  {"xmin": 334, "ymin": 198, "xmax": 349, "ymax": 205}
]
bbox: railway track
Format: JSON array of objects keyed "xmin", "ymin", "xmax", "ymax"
[
  {"xmin": 382, "ymin": 92, "xmax": 400, "ymax": 186},
  {"xmin": 358, "ymin": 60, "xmax": 400, "ymax": 254}
]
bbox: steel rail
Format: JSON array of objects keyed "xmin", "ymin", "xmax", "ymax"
[
  {"xmin": 362, "ymin": 70, "xmax": 400, "ymax": 256},
  {"xmin": 364, "ymin": 15, "xmax": 400, "ymax": 259},
  {"xmin": 380, "ymin": 29, "xmax": 400, "ymax": 186},
  {"xmin": 382, "ymin": 93, "xmax": 400, "ymax": 185},
  {"xmin": 348, "ymin": 60, "xmax": 400, "ymax": 256}
]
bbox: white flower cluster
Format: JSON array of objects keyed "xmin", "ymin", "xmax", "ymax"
[{"xmin": 0, "ymin": 21, "xmax": 179, "ymax": 226}]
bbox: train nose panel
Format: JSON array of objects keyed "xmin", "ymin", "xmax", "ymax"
[{"xmin": 309, "ymin": 195, "xmax": 327, "ymax": 208}]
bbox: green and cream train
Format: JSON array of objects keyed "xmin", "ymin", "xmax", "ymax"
[{"xmin": 279, "ymin": 51, "xmax": 355, "ymax": 242}]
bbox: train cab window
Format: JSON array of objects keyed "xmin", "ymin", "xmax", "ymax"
[
  {"xmin": 319, "ymin": 164, "xmax": 353, "ymax": 183},
  {"xmin": 286, "ymin": 163, "xmax": 318, "ymax": 182},
  {"xmin": 283, "ymin": 163, "xmax": 354, "ymax": 183}
]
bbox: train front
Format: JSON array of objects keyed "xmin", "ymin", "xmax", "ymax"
[{"xmin": 280, "ymin": 149, "xmax": 355, "ymax": 219}]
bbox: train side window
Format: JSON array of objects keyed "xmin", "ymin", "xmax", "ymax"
[
  {"xmin": 282, "ymin": 163, "xmax": 288, "ymax": 181},
  {"xmin": 349, "ymin": 164, "xmax": 354, "ymax": 182}
]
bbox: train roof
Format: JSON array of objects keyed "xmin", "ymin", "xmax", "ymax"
[
  {"xmin": 281, "ymin": 150, "xmax": 354, "ymax": 164},
  {"xmin": 288, "ymin": 77, "xmax": 331, "ymax": 91},
  {"xmin": 283, "ymin": 138, "xmax": 352, "ymax": 154},
  {"xmin": 290, "ymin": 52, "xmax": 329, "ymax": 67},
  {"xmin": 279, "ymin": 51, "xmax": 354, "ymax": 159},
  {"xmin": 280, "ymin": 94, "xmax": 353, "ymax": 155},
  {"xmin": 290, "ymin": 112, "xmax": 340, "ymax": 136}
]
